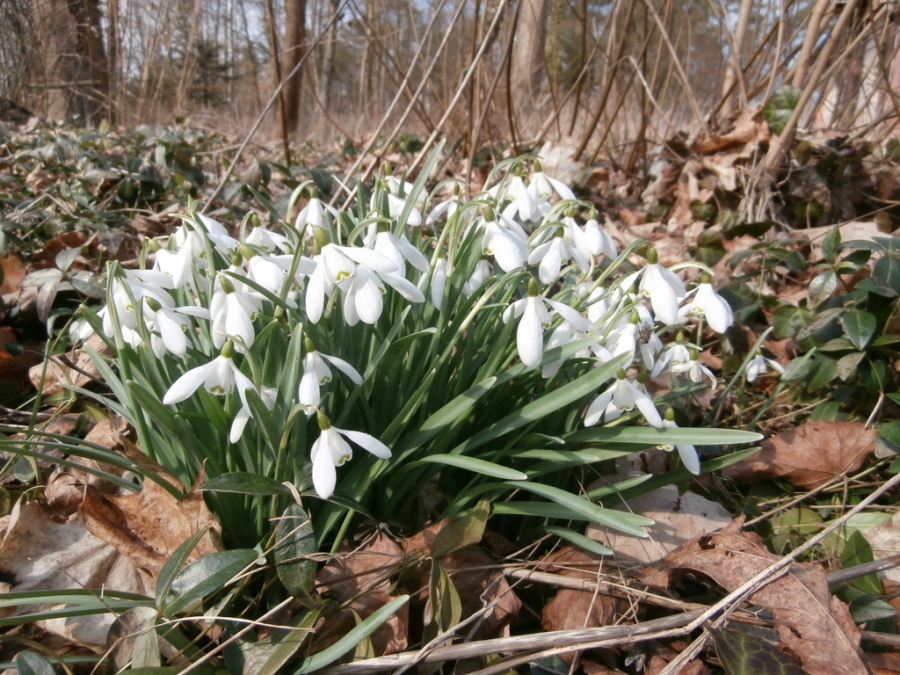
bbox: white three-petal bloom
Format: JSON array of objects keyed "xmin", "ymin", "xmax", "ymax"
[
  {"xmin": 298, "ymin": 346, "xmax": 363, "ymax": 414},
  {"xmin": 584, "ymin": 372, "xmax": 663, "ymax": 428},
  {"xmin": 638, "ymin": 254, "xmax": 686, "ymax": 326},
  {"xmin": 503, "ymin": 284, "xmax": 589, "ymax": 368},
  {"xmin": 310, "ymin": 417, "xmax": 392, "ymax": 499},
  {"xmin": 163, "ymin": 352, "xmax": 253, "ymax": 405},
  {"xmin": 679, "ymin": 278, "xmax": 734, "ymax": 334}
]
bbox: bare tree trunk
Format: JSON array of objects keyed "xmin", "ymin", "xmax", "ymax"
[
  {"xmin": 321, "ymin": 0, "xmax": 339, "ymax": 109},
  {"xmin": 510, "ymin": 0, "xmax": 549, "ymax": 118},
  {"xmin": 107, "ymin": 0, "xmax": 119, "ymax": 123},
  {"xmin": 283, "ymin": 0, "xmax": 307, "ymax": 129}
]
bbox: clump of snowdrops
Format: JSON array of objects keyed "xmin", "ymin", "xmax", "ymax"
[{"xmin": 85, "ymin": 146, "xmax": 760, "ymax": 559}]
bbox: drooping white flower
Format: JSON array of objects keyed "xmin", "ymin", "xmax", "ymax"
[
  {"xmin": 528, "ymin": 159, "xmax": 576, "ymax": 203},
  {"xmin": 463, "ymin": 260, "xmax": 492, "ymax": 297},
  {"xmin": 478, "ymin": 206, "xmax": 528, "ymax": 273},
  {"xmin": 428, "ymin": 258, "xmax": 447, "ymax": 309},
  {"xmin": 230, "ymin": 385, "xmax": 277, "ymax": 443},
  {"xmin": 660, "ymin": 409, "xmax": 700, "ymax": 475},
  {"xmin": 678, "ymin": 274, "xmax": 734, "ymax": 334},
  {"xmin": 298, "ymin": 338, "xmax": 363, "ymax": 414},
  {"xmin": 209, "ymin": 270, "xmax": 260, "ymax": 351},
  {"xmin": 294, "ymin": 194, "xmax": 339, "ymax": 231},
  {"xmin": 584, "ymin": 370, "xmax": 663, "ymax": 428},
  {"xmin": 503, "ymin": 278, "xmax": 590, "ymax": 368},
  {"xmin": 638, "ymin": 247, "xmax": 686, "ymax": 325},
  {"xmin": 747, "ymin": 351, "xmax": 785, "ymax": 382},
  {"xmin": 670, "ymin": 350, "xmax": 716, "ymax": 384},
  {"xmin": 583, "ymin": 211, "xmax": 618, "ymax": 260},
  {"xmin": 310, "ymin": 412, "xmax": 392, "ymax": 499},
  {"xmin": 527, "ymin": 215, "xmax": 592, "ymax": 284},
  {"xmin": 650, "ymin": 334, "xmax": 692, "ymax": 378},
  {"xmin": 500, "ymin": 173, "xmax": 538, "ymax": 222},
  {"xmin": 163, "ymin": 341, "xmax": 253, "ymax": 405}
]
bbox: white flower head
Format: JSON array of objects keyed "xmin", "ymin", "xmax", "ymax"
[
  {"xmin": 638, "ymin": 247, "xmax": 686, "ymax": 325},
  {"xmin": 747, "ymin": 351, "xmax": 785, "ymax": 382},
  {"xmin": 584, "ymin": 369, "xmax": 663, "ymax": 428},
  {"xmin": 660, "ymin": 409, "xmax": 701, "ymax": 475},
  {"xmin": 298, "ymin": 337, "xmax": 363, "ymax": 414},
  {"xmin": 503, "ymin": 278, "xmax": 589, "ymax": 368},
  {"xmin": 310, "ymin": 412, "xmax": 392, "ymax": 499},
  {"xmin": 163, "ymin": 341, "xmax": 253, "ymax": 405},
  {"xmin": 678, "ymin": 274, "xmax": 734, "ymax": 334}
]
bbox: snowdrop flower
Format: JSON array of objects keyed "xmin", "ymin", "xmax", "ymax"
[
  {"xmin": 527, "ymin": 212, "xmax": 592, "ymax": 284},
  {"xmin": 528, "ymin": 159, "xmax": 576, "ymax": 203},
  {"xmin": 638, "ymin": 247, "xmax": 686, "ymax": 325},
  {"xmin": 670, "ymin": 349, "xmax": 716, "ymax": 384},
  {"xmin": 428, "ymin": 258, "xmax": 447, "ymax": 309},
  {"xmin": 144, "ymin": 299, "xmax": 209, "ymax": 358},
  {"xmin": 584, "ymin": 369, "xmax": 663, "ymax": 428},
  {"xmin": 480, "ymin": 206, "xmax": 528, "ymax": 273},
  {"xmin": 747, "ymin": 350, "xmax": 785, "ymax": 382},
  {"xmin": 153, "ymin": 239, "xmax": 195, "ymax": 288},
  {"xmin": 500, "ymin": 171, "xmax": 538, "ymax": 222},
  {"xmin": 170, "ymin": 214, "xmax": 237, "ymax": 257},
  {"xmin": 367, "ymin": 224, "xmax": 430, "ymax": 276},
  {"xmin": 583, "ymin": 209, "xmax": 618, "ymax": 260},
  {"xmin": 298, "ymin": 338, "xmax": 363, "ymax": 414},
  {"xmin": 305, "ymin": 228, "xmax": 399, "ymax": 323},
  {"xmin": 294, "ymin": 192, "xmax": 339, "ymax": 231},
  {"xmin": 230, "ymin": 385, "xmax": 277, "ymax": 443},
  {"xmin": 678, "ymin": 274, "xmax": 734, "ymax": 334},
  {"xmin": 209, "ymin": 271, "xmax": 259, "ymax": 351},
  {"xmin": 463, "ymin": 260, "xmax": 492, "ymax": 297},
  {"xmin": 503, "ymin": 278, "xmax": 589, "ymax": 368},
  {"xmin": 163, "ymin": 340, "xmax": 253, "ymax": 405},
  {"xmin": 650, "ymin": 333, "xmax": 692, "ymax": 377},
  {"xmin": 310, "ymin": 412, "xmax": 392, "ymax": 499},
  {"xmin": 245, "ymin": 225, "xmax": 289, "ymax": 254},
  {"xmin": 426, "ymin": 186, "xmax": 462, "ymax": 225},
  {"xmin": 660, "ymin": 409, "xmax": 700, "ymax": 475}
]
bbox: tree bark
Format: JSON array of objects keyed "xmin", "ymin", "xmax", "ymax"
[
  {"xmin": 510, "ymin": 0, "xmax": 550, "ymax": 115},
  {"xmin": 283, "ymin": 0, "xmax": 307, "ymax": 130}
]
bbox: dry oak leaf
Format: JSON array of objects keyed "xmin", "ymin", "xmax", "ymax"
[
  {"xmin": 637, "ymin": 519, "xmax": 866, "ymax": 675},
  {"xmin": 723, "ymin": 420, "xmax": 875, "ymax": 488},
  {"xmin": 29, "ymin": 332, "xmax": 109, "ymax": 397},
  {"xmin": 403, "ymin": 519, "xmax": 522, "ymax": 639},
  {"xmin": 314, "ymin": 531, "xmax": 408, "ymax": 655},
  {"xmin": 0, "ymin": 499, "xmax": 150, "ymax": 650},
  {"xmin": 539, "ymin": 547, "xmax": 628, "ymax": 635}
]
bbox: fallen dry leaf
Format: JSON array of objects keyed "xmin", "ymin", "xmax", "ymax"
[
  {"xmin": 0, "ymin": 254, "xmax": 26, "ymax": 295},
  {"xmin": 863, "ymin": 652, "xmax": 900, "ymax": 675},
  {"xmin": 723, "ymin": 420, "xmax": 875, "ymax": 488},
  {"xmin": 29, "ymin": 332, "xmax": 109, "ymax": 397},
  {"xmin": 865, "ymin": 513, "xmax": 900, "ymax": 583},
  {"xmin": 539, "ymin": 547, "xmax": 628, "ymax": 634},
  {"xmin": 637, "ymin": 520, "xmax": 866, "ymax": 675},
  {"xmin": 314, "ymin": 531, "xmax": 408, "ymax": 655},
  {"xmin": 586, "ymin": 483, "xmax": 733, "ymax": 564}
]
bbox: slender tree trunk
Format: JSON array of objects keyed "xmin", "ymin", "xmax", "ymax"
[
  {"xmin": 283, "ymin": 0, "xmax": 307, "ymax": 130},
  {"xmin": 321, "ymin": 0, "xmax": 340, "ymax": 109},
  {"xmin": 510, "ymin": 0, "xmax": 549, "ymax": 116}
]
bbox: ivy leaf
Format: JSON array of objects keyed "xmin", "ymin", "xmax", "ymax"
[
  {"xmin": 808, "ymin": 270, "xmax": 837, "ymax": 308},
  {"xmin": 873, "ymin": 253, "xmax": 900, "ymax": 295},
  {"xmin": 710, "ymin": 624, "xmax": 805, "ymax": 675},
  {"xmin": 841, "ymin": 310, "xmax": 876, "ymax": 350},
  {"xmin": 763, "ymin": 85, "xmax": 803, "ymax": 135},
  {"xmin": 822, "ymin": 226, "xmax": 841, "ymax": 264}
]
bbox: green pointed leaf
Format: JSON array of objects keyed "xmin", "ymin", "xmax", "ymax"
[
  {"xmin": 274, "ymin": 504, "xmax": 319, "ymax": 606},
  {"xmin": 841, "ymin": 530, "xmax": 881, "ymax": 594},
  {"xmin": 432, "ymin": 499, "xmax": 490, "ymax": 557},
  {"xmin": 763, "ymin": 85, "xmax": 803, "ymax": 135},
  {"xmin": 423, "ymin": 562, "xmax": 461, "ymax": 645},
  {"xmin": 295, "ymin": 595, "xmax": 409, "ymax": 673},
  {"xmin": 546, "ymin": 526, "xmax": 612, "ymax": 556},
  {"xmin": 709, "ymin": 624, "xmax": 805, "ymax": 675},
  {"xmin": 245, "ymin": 608, "xmax": 322, "ymax": 675},
  {"xmin": 155, "ymin": 529, "xmax": 211, "ymax": 607},
  {"xmin": 808, "ymin": 270, "xmax": 837, "ymax": 308},
  {"xmin": 841, "ymin": 310, "xmax": 877, "ymax": 350},
  {"xmin": 772, "ymin": 305, "xmax": 811, "ymax": 340},
  {"xmin": 199, "ymin": 472, "xmax": 291, "ymax": 496},
  {"xmin": 163, "ymin": 549, "xmax": 258, "ymax": 616},
  {"xmin": 15, "ymin": 652, "xmax": 55, "ymax": 675},
  {"xmin": 415, "ymin": 454, "xmax": 527, "ymax": 481},
  {"xmin": 822, "ymin": 226, "xmax": 841, "ymax": 264},
  {"xmin": 873, "ymin": 253, "xmax": 900, "ymax": 294},
  {"xmin": 836, "ymin": 351, "xmax": 866, "ymax": 381},
  {"xmin": 506, "ymin": 481, "xmax": 652, "ymax": 537}
]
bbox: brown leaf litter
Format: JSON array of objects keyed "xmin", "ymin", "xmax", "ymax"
[
  {"xmin": 723, "ymin": 419, "xmax": 876, "ymax": 488},
  {"xmin": 636, "ymin": 519, "xmax": 867, "ymax": 675}
]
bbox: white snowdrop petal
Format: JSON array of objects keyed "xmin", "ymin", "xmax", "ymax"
[{"xmin": 334, "ymin": 427, "xmax": 392, "ymax": 459}]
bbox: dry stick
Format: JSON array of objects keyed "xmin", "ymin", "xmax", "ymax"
[
  {"xmin": 639, "ymin": 0, "xmax": 707, "ymax": 137},
  {"xmin": 465, "ymin": 2, "xmax": 520, "ymax": 191},
  {"xmin": 199, "ymin": 0, "xmax": 349, "ymax": 215},
  {"xmin": 762, "ymin": 0, "xmax": 862, "ymax": 173},
  {"xmin": 331, "ymin": 0, "xmax": 465, "ymax": 208},
  {"xmin": 573, "ymin": 0, "xmax": 634, "ymax": 161},
  {"xmin": 716, "ymin": 0, "xmax": 752, "ymax": 118},
  {"xmin": 407, "ymin": 0, "xmax": 511, "ymax": 177},
  {"xmin": 658, "ymin": 467, "xmax": 900, "ymax": 675}
]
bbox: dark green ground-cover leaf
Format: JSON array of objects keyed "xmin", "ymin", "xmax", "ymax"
[{"xmin": 710, "ymin": 624, "xmax": 805, "ymax": 675}]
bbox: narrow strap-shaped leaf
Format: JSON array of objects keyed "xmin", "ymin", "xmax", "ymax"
[
  {"xmin": 411, "ymin": 454, "xmax": 526, "ymax": 481},
  {"xmin": 546, "ymin": 526, "xmax": 613, "ymax": 556}
]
